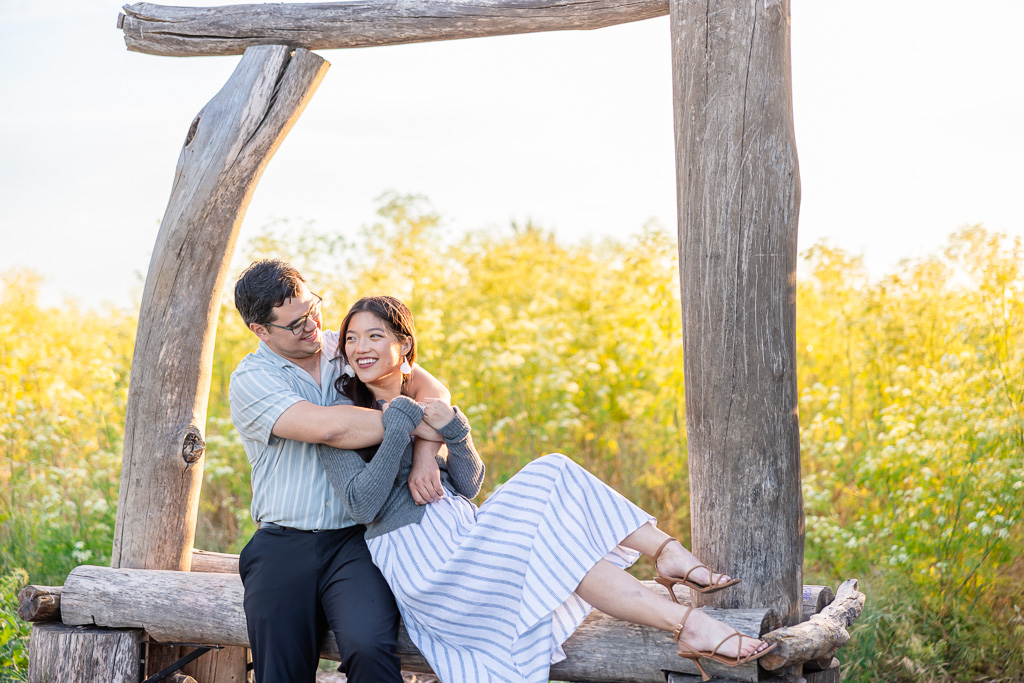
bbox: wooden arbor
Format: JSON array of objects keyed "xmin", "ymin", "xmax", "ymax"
[{"xmin": 25, "ymin": 0, "xmax": 828, "ymax": 681}]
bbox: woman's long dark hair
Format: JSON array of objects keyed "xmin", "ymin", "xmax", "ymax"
[{"xmin": 334, "ymin": 296, "xmax": 418, "ymax": 410}]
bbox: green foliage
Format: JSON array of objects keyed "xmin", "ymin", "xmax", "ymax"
[
  {"xmin": 0, "ymin": 568, "xmax": 29, "ymax": 680},
  {"xmin": 0, "ymin": 271, "xmax": 130, "ymax": 585},
  {"xmin": 2, "ymin": 201, "xmax": 1022, "ymax": 681},
  {"xmin": 799, "ymin": 227, "xmax": 1024, "ymax": 681}
]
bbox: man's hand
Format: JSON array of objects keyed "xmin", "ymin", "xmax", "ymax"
[{"xmin": 408, "ymin": 437, "xmax": 445, "ymax": 505}]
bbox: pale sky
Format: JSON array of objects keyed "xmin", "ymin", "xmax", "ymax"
[{"xmin": 1, "ymin": 1, "xmax": 1022, "ymax": 308}]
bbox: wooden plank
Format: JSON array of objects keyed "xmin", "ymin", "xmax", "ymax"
[
  {"xmin": 118, "ymin": 0, "xmax": 670, "ymax": 57},
  {"xmin": 59, "ymin": 565, "xmax": 778, "ymax": 682},
  {"xmin": 28, "ymin": 622, "xmax": 142, "ymax": 683},
  {"xmin": 183, "ymin": 643, "xmax": 250, "ymax": 682},
  {"xmin": 669, "ymin": 0, "xmax": 804, "ymax": 625}
]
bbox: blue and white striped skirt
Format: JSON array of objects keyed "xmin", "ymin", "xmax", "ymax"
[{"xmin": 367, "ymin": 453, "xmax": 654, "ymax": 683}]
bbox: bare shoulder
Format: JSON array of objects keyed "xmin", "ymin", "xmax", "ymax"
[{"xmin": 406, "ymin": 364, "xmax": 451, "ymax": 403}]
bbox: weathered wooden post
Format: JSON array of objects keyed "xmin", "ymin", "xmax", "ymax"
[
  {"xmin": 103, "ymin": 44, "xmax": 328, "ymax": 679},
  {"xmin": 669, "ymin": 0, "xmax": 804, "ymax": 625}
]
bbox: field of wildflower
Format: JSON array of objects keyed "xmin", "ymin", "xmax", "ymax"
[{"xmin": 2, "ymin": 196, "xmax": 1022, "ymax": 681}]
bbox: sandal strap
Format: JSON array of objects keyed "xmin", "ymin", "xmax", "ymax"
[
  {"xmin": 709, "ymin": 630, "xmax": 745, "ymax": 659},
  {"xmin": 673, "ymin": 606, "xmax": 695, "ymax": 643},
  {"xmin": 681, "ymin": 563, "xmax": 712, "ymax": 584},
  {"xmin": 655, "ymin": 541, "xmax": 726, "ymax": 588}
]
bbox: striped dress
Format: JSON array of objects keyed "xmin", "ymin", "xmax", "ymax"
[{"xmin": 367, "ymin": 452, "xmax": 654, "ymax": 683}]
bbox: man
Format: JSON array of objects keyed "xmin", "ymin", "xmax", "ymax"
[{"xmin": 229, "ymin": 258, "xmax": 449, "ymax": 682}]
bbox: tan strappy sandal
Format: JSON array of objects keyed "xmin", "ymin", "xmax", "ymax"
[
  {"xmin": 672, "ymin": 605, "xmax": 778, "ymax": 682},
  {"xmin": 653, "ymin": 538, "xmax": 741, "ymax": 601}
]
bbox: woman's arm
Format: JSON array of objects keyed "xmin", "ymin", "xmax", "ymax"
[
  {"xmin": 318, "ymin": 397, "xmax": 424, "ymax": 524},
  {"xmin": 421, "ymin": 399, "xmax": 485, "ymax": 499}
]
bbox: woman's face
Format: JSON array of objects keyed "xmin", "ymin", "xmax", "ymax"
[{"xmin": 344, "ymin": 311, "xmax": 410, "ymax": 386}]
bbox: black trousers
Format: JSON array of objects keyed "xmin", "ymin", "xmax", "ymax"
[{"xmin": 238, "ymin": 524, "xmax": 403, "ymax": 683}]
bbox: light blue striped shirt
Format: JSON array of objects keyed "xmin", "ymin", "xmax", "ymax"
[{"xmin": 229, "ymin": 330, "xmax": 356, "ymax": 530}]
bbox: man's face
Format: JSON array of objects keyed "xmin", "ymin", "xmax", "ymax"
[{"xmin": 251, "ymin": 283, "xmax": 323, "ymax": 362}]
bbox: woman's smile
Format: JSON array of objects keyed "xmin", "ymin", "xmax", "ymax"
[{"xmin": 344, "ymin": 311, "xmax": 410, "ymax": 393}]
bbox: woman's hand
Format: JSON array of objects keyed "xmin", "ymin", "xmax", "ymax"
[{"xmin": 420, "ymin": 398, "xmax": 456, "ymax": 430}]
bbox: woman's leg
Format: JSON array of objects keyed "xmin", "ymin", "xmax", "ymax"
[
  {"xmin": 574, "ymin": 558, "xmax": 767, "ymax": 659},
  {"xmin": 617, "ymin": 522, "xmax": 735, "ymax": 588}
]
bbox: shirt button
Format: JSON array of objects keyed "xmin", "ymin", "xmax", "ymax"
[{"xmin": 324, "ymin": 500, "xmax": 330, "ymax": 506}]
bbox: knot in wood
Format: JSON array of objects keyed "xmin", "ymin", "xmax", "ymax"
[
  {"xmin": 181, "ymin": 427, "xmax": 206, "ymax": 465},
  {"xmin": 185, "ymin": 116, "xmax": 201, "ymax": 146}
]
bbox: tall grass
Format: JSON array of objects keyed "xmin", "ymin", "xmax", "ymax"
[{"xmin": 2, "ymin": 200, "xmax": 1022, "ymax": 681}]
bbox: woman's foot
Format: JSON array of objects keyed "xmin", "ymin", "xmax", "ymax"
[
  {"xmin": 674, "ymin": 606, "xmax": 770, "ymax": 660},
  {"xmin": 654, "ymin": 539, "xmax": 739, "ymax": 593}
]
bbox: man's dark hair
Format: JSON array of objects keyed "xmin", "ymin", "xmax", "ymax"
[{"xmin": 233, "ymin": 259, "xmax": 307, "ymax": 328}]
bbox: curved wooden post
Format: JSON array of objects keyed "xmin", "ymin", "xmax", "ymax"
[
  {"xmin": 105, "ymin": 44, "xmax": 327, "ymax": 679},
  {"xmin": 669, "ymin": 0, "xmax": 803, "ymax": 624},
  {"xmin": 113, "ymin": 44, "xmax": 329, "ymax": 571}
]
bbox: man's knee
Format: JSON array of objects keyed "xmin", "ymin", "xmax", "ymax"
[{"xmin": 335, "ymin": 629, "xmax": 402, "ymax": 682}]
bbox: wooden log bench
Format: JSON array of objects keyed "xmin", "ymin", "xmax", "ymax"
[{"xmin": 19, "ymin": 558, "xmax": 863, "ymax": 683}]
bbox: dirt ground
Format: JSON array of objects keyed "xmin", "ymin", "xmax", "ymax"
[{"xmin": 316, "ymin": 670, "xmax": 438, "ymax": 683}]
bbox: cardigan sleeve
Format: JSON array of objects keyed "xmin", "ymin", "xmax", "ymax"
[
  {"xmin": 436, "ymin": 407, "xmax": 485, "ymax": 499},
  {"xmin": 318, "ymin": 396, "xmax": 423, "ymax": 525}
]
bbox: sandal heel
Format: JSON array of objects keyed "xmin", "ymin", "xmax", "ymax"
[{"xmin": 654, "ymin": 576, "xmax": 681, "ymax": 603}]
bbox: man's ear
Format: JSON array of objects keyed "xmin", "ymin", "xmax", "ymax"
[{"xmin": 250, "ymin": 322, "xmax": 271, "ymax": 343}]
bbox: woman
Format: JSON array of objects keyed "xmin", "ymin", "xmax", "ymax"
[{"xmin": 318, "ymin": 296, "xmax": 775, "ymax": 683}]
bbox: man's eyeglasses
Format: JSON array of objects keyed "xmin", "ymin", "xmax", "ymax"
[{"xmin": 263, "ymin": 294, "xmax": 323, "ymax": 335}]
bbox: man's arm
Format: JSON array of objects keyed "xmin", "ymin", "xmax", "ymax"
[
  {"xmin": 273, "ymin": 398, "xmax": 443, "ymax": 449},
  {"xmin": 273, "ymin": 401, "xmax": 386, "ymax": 449},
  {"xmin": 405, "ymin": 364, "xmax": 450, "ymax": 504}
]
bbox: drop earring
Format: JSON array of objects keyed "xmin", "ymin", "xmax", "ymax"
[
  {"xmin": 343, "ymin": 363, "xmax": 355, "ymax": 378},
  {"xmin": 400, "ymin": 358, "xmax": 412, "ymax": 375}
]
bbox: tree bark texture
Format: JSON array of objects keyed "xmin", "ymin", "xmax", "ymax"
[
  {"xmin": 669, "ymin": 0, "xmax": 803, "ymax": 623},
  {"xmin": 111, "ymin": 44, "xmax": 329, "ymax": 572},
  {"xmin": 118, "ymin": 0, "xmax": 670, "ymax": 57},
  {"xmin": 28, "ymin": 622, "xmax": 142, "ymax": 683},
  {"xmin": 58, "ymin": 565, "xmax": 779, "ymax": 682}
]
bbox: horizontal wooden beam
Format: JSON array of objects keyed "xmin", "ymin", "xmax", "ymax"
[
  {"xmin": 55, "ymin": 565, "xmax": 778, "ymax": 682},
  {"xmin": 192, "ymin": 547, "xmax": 837, "ymax": 622},
  {"xmin": 189, "ymin": 549, "xmax": 239, "ymax": 574},
  {"xmin": 117, "ymin": 0, "xmax": 669, "ymax": 57}
]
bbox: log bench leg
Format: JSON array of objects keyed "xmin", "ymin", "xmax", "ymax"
[
  {"xmin": 804, "ymin": 658, "xmax": 842, "ymax": 683},
  {"xmin": 28, "ymin": 622, "xmax": 142, "ymax": 683},
  {"xmin": 182, "ymin": 645, "xmax": 251, "ymax": 682}
]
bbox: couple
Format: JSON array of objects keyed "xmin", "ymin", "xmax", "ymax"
[{"xmin": 229, "ymin": 259, "xmax": 774, "ymax": 683}]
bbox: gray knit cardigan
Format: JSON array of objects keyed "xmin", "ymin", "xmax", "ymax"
[{"xmin": 317, "ymin": 395, "xmax": 485, "ymax": 539}]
